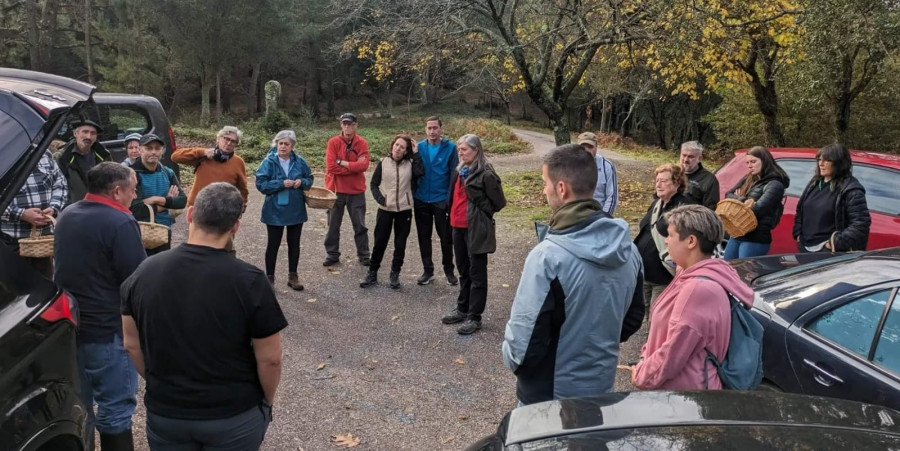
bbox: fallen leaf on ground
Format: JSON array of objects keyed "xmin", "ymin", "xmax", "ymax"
[
  {"xmin": 455, "ymin": 357, "xmax": 465, "ymax": 365},
  {"xmin": 441, "ymin": 436, "xmax": 455, "ymax": 444},
  {"xmin": 307, "ymin": 298, "xmax": 317, "ymax": 303},
  {"xmin": 330, "ymin": 270, "xmax": 341, "ymax": 275},
  {"xmin": 316, "ymin": 363, "xmax": 327, "ymax": 370},
  {"xmin": 458, "ymin": 414, "xmax": 468, "ymax": 420},
  {"xmin": 502, "ymin": 283, "xmax": 510, "ymax": 288},
  {"xmin": 391, "ymin": 315, "xmax": 400, "ymax": 321},
  {"xmin": 331, "ymin": 433, "xmax": 361, "ymax": 447},
  {"xmin": 616, "ymin": 364, "xmax": 633, "ymax": 372}
]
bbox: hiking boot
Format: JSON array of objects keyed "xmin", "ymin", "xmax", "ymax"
[
  {"xmin": 389, "ymin": 271, "xmax": 401, "ymax": 289},
  {"xmin": 267, "ymin": 275, "xmax": 275, "ymax": 287},
  {"xmin": 359, "ymin": 256, "xmax": 371, "ymax": 266},
  {"xmin": 323, "ymin": 258, "xmax": 340, "ymax": 267},
  {"xmin": 445, "ymin": 271, "xmax": 459, "ymax": 286},
  {"xmin": 417, "ymin": 272, "xmax": 435, "ymax": 285},
  {"xmin": 360, "ymin": 270, "xmax": 378, "ymax": 288},
  {"xmin": 457, "ymin": 319, "xmax": 482, "ymax": 335},
  {"xmin": 287, "ymin": 272, "xmax": 304, "ymax": 291},
  {"xmin": 441, "ymin": 309, "xmax": 466, "ymax": 325}
]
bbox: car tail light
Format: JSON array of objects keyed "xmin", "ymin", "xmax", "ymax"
[
  {"xmin": 168, "ymin": 127, "xmax": 177, "ymax": 152},
  {"xmin": 40, "ymin": 292, "xmax": 77, "ymax": 326}
]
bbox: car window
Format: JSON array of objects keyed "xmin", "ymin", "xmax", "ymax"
[
  {"xmin": 97, "ymin": 105, "xmax": 150, "ymax": 141},
  {"xmin": 873, "ymin": 290, "xmax": 900, "ymax": 374},
  {"xmin": 0, "ymin": 110, "xmax": 32, "ymax": 181},
  {"xmin": 807, "ymin": 290, "xmax": 892, "ymax": 358},
  {"xmin": 777, "ymin": 159, "xmax": 816, "ymax": 197},
  {"xmin": 854, "ymin": 165, "xmax": 900, "ymax": 216}
]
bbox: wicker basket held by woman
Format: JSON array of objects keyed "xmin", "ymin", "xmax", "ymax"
[
  {"xmin": 716, "ymin": 198, "xmax": 757, "ymax": 238},
  {"xmin": 18, "ymin": 216, "xmax": 57, "ymax": 258},
  {"xmin": 305, "ymin": 172, "xmax": 336, "ymax": 209},
  {"xmin": 139, "ymin": 204, "xmax": 170, "ymax": 249}
]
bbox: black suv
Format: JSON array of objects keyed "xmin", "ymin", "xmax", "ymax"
[
  {"xmin": 56, "ymin": 92, "xmax": 180, "ymax": 179},
  {"xmin": 0, "ymin": 68, "xmax": 95, "ymax": 450}
]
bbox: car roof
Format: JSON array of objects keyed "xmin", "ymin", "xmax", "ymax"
[
  {"xmin": 745, "ymin": 248, "xmax": 900, "ymax": 322},
  {"xmin": 0, "ymin": 68, "xmax": 94, "ymax": 115},
  {"xmin": 732, "ymin": 147, "xmax": 900, "ymax": 169},
  {"xmin": 505, "ymin": 391, "xmax": 900, "ymax": 445}
]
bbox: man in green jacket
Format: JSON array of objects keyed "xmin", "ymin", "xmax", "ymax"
[{"xmin": 56, "ymin": 118, "xmax": 111, "ymax": 205}]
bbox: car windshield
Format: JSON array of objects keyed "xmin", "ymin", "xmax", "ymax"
[{"xmin": 755, "ymin": 253, "xmax": 862, "ymax": 285}]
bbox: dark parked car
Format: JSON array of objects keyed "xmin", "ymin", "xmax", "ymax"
[
  {"xmin": 55, "ymin": 92, "xmax": 179, "ymax": 179},
  {"xmin": 0, "ymin": 69, "xmax": 89, "ymax": 450},
  {"xmin": 716, "ymin": 148, "xmax": 900, "ymax": 254},
  {"xmin": 467, "ymin": 391, "xmax": 900, "ymax": 450},
  {"xmin": 730, "ymin": 247, "xmax": 900, "ymax": 410}
]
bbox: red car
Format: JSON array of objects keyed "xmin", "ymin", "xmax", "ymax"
[{"xmin": 716, "ymin": 148, "xmax": 900, "ymax": 255}]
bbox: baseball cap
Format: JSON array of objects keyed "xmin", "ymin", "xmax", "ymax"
[
  {"xmin": 577, "ymin": 132, "xmax": 598, "ymax": 147},
  {"xmin": 123, "ymin": 133, "xmax": 142, "ymax": 144},
  {"xmin": 340, "ymin": 113, "xmax": 357, "ymax": 123},
  {"xmin": 139, "ymin": 133, "xmax": 165, "ymax": 146}
]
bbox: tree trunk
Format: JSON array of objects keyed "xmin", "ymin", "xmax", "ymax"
[
  {"xmin": 550, "ymin": 115, "xmax": 570, "ymax": 145},
  {"xmin": 834, "ymin": 95, "xmax": 852, "ymax": 144},
  {"xmin": 326, "ymin": 66, "xmax": 335, "ymax": 118},
  {"xmin": 39, "ymin": 0, "xmax": 61, "ymax": 72},
  {"xmin": 84, "ymin": 0, "xmax": 93, "ymax": 83},
  {"xmin": 215, "ymin": 72, "xmax": 222, "ymax": 122},
  {"xmin": 307, "ymin": 37, "xmax": 321, "ymax": 117},
  {"xmin": 26, "ymin": 0, "xmax": 40, "ymax": 70},
  {"xmin": 750, "ymin": 80, "xmax": 785, "ymax": 147},
  {"xmin": 246, "ymin": 63, "xmax": 260, "ymax": 116},
  {"xmin": 200, "ymin": 77, "xmax": 212, "ymax": 127}
]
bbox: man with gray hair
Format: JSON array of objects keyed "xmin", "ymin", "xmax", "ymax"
[
  {"xmin": 679, "ymin": 141, "xmax": 719, "ymax": 210},
  {"xmin": 502, "ymin": 144, "xmax": 644, "ymax": 406},
  {"xmin": 172, "ymin": 126, "xmax": 249, "ymax": 253},
  {"xmin": 54, "ymin": 162, "xmax": 146, "ymax": 449},
  {"xmin": 122, "ymin": 182, "xmax": 286, "ymax": 450}
]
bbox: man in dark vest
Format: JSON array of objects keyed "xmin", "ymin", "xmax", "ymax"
[{"xmin": 56, "ymin": 118, "xmax": 111, "ymax": 205}]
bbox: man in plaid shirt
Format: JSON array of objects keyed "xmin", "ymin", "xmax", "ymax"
[{"xmin": 0, "ymin": 150, "xmax": 69, "ymax": 276}]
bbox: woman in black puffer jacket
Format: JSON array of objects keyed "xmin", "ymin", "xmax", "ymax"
[
  {"xmin": 793, "ymin": 143, "xmax": 871, "ymax": 252},
  {"xmin": 723, "ymin": 146, "xmax": 790, "ymax": 259}
]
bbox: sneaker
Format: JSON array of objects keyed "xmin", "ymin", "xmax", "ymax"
[
  {"xmin": 359, "ymin": 256, "xmax": 371, "ymax": 266},
  {"xmin": 457, "ymin": 319, "xmax": 482, "ymax": 335},
  {"xmin": 441, "ymin": 309, "xmax": 466, "ymax": 325},
  {"xmin": 389, "ymin": 271, "xmax": 400, "ymax": 289},
  {"xmin": 323, "ymin": 258, "xmax": 340, "ymax": 267},
  {"xmin": 360, "ymin": 270, "xmax": 378, "ymax": 288},
  {"xmin": 287, "ymin": 272, "xmax": 304, "ymax": 291},
  {"xmin": 417, "ymin": 272, "xmax": 435, "ymax": 285},
  {"xmin": 445, "ymin": 271, "xmax": 459, "ymax": 286}
]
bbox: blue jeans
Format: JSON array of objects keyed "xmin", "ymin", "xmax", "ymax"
[
  {"xmin": 77, "ymin": 334, "xmax": 139, "ymax": 435},
  {"xmin": 724, "ymin": 239, "xmax": 771, "ymax": 260}
]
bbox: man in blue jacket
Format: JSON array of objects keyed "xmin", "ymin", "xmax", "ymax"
[
  {"xmin": 55, "ymin": 162, "xmax": 146, "ymax": 449},
  {"xmin": 414, "ymin": 116, "xmax": 458, "ymax": 285},
  {"xmin": 502, "ymin": 144, "xmax": 644, "ymax": 406}
]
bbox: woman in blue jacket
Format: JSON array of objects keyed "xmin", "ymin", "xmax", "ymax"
[{"xmin": 256, "ymin": 130, "xmax": 313, "ymax": 290}]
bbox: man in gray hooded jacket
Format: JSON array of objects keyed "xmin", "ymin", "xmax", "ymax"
[{"xmin": 502, "ymin": 144, "xmax": 644, "ymax": 406}]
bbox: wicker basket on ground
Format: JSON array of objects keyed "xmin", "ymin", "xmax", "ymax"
[
  {"xmin": 139, "ymin": 204, "xmax": 170, "ymax": 249},
  {"xmin": 305, "ymin": 172, "xmax": 336, "ymax": 210},
  {"xmin": 18, "ymin": 216, "xmax": 57, "ymax": 258},
  {"xmin": 716, "ymin": 198, "xmax": 757, "ymax": 238}
]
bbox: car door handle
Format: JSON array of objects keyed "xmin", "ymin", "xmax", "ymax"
[{"xmin": 803, "ymin": 359, "xmax": 844, "ymax": 385}]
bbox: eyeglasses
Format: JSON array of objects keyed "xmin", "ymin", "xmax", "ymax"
[
  {"xmin": 221, "ymin": 136, "xmax": 239, "ymax": 145},
  {"xmin": 655, "ymin": 178, "xmax": 674, "ymax": 185}
]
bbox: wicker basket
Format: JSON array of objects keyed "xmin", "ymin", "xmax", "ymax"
[
  {"xmin": 18, "ymin": 216, "xmax": 57, "ymax": 258},
  {"xmin": 716, "ymin": 198, "xmax": 757, "ymax": 238},
  {"xmin": 139, "ymin": 204, "xmax": 170, "ymax": 249},
  {"xmin": 305, "ymin": 172, "xmax": 336, "ymax": 210}
]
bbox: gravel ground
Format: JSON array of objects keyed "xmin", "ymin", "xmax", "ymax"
[{"xmin": 125, "ymin": 129, "xmax": 656, "ymax": 450}]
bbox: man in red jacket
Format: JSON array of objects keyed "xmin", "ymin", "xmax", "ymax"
[{"xmin": 324, "ymin": 113, "xmax": 371, "ymax": 266}]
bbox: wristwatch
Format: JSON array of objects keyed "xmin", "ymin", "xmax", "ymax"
[{"xmin": 337, "ymin": 159, "xmax": 343, "ymax": 165}]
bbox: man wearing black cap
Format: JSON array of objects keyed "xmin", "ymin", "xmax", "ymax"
[
  {"xmin": 56, "ymin": 118, "xmax": 111, "ymax": 205},
  {"xmin": 323, "ymin": 113, "xmax": 371, "ymax": 266},
  {"xmin": 130, "ymin": 134, "xmax": 187, "ymax": 254}
]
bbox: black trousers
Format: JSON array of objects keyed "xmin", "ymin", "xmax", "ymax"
[
  {"xmin": 370, "ymin": 209, "xmax": 412, "ymax": 273},
  {"xmin": 265, "ymin": 223, "xmax": 303, "ymax": 276},
  {"xmin": 453, "ymin": 227, "xmax": 488, "ymax": 322},
  {"xmin": 414, "ymin": 201, "xmax": 454, "ymax": 275}
]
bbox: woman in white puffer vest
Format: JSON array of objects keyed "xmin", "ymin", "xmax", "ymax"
[{"xmin": 360, "ymin": 134, "xmax": 424, "ymax": 289}]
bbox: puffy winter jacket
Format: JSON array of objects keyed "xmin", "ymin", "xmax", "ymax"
[
  {"xmin": 725, "ymin": 173, "xmax": 789, "ymax": 243},
  {"xmin": 793, "ymin": 175, "xmax": 871, "ymax": 251}
]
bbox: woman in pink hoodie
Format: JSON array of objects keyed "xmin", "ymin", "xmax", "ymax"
[{"xmin": 633, "ymin": 205, "xmax": 754, "ymax": 390}]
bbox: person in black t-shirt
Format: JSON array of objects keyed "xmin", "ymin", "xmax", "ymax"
[{"xmin": 121, "ymin": 182, "xmax": 287, "ymax": 450}]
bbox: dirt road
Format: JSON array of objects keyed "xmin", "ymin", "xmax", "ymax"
[{"xmin": 129, "ymin": 130, "xmax": 655, "ymax": 450}]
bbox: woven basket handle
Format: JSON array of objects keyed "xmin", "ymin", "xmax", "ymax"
[
  {"xmin": 29, "ymin": 214, "xmax": 57, "ymax": 238},
  {"xmin": 145, "ymin": 203, "xmax": 156, "ymax": 224},
  {"xmin": 308, "ymin": 171, "xmax": 326, "ymax": 190}
]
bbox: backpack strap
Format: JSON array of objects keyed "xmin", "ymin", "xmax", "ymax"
[{"xmin": 695, "ymin": 275, "xmax": 729, "ymax": 390}]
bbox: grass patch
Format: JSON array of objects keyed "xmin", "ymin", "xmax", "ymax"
[{"xmin": 498, "ymin": 171, "xmax": 550, "ymax": 229}]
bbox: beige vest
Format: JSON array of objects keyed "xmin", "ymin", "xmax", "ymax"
[{"xmin": 379, "ymin": 157, "xmax": 414, "ymax": 212}]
